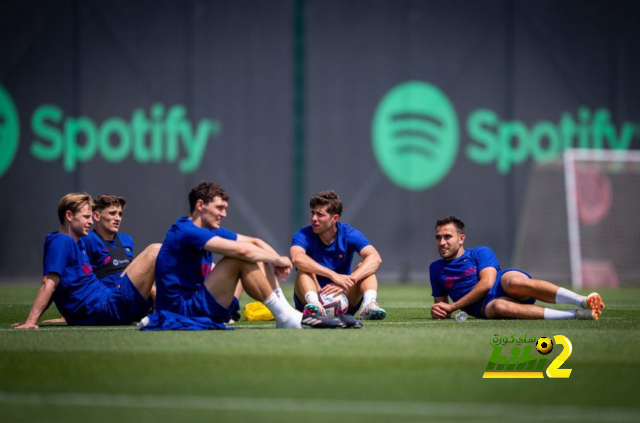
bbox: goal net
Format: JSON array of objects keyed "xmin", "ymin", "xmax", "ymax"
[{"xmin": 513, "ymin": 149, "xmax": 640, "ymax": 289}]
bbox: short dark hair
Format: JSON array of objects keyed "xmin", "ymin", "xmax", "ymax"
[
  {"xmin": 189, "ymin": 182, "xmax": 229, "ymax": 213},
  {"xmin": 309, "ymin": 190, "xmax": 343, "ymax": 216},
  {"xmin": 94, "ymin": 195, "xmax": 126, "ymax": 212},
  {"xmin": 436, "ymin": 215, "xmax": 465, "ymax": 234}
]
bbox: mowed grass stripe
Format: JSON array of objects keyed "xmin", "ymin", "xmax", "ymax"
[{"xmin": 1, "ymin": 391, "xmax": 639, "ymax": 421}]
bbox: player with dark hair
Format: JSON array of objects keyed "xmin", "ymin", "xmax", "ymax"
[
  {"xmin": 153, "ymin": 182, "xmax": 343, "ymax": 329},
  {"xmin": 291, "ymin": 190, "xmax": 385, "ymax": 323},
  {"xmin": 83, "ymin": 195, "xmax": 134, "ymax": 284},
  {"xmin": 14, "ymin": 193, "xmax": 159, "ymax": 329},
  {"xmin": 429, "ymin": 215, "xmax": 605, "ymax": 320}
]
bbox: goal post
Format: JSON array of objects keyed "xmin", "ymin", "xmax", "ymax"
[{"xmin": 513, "ymin": 148, "xmax": 640, "ymax": 290}]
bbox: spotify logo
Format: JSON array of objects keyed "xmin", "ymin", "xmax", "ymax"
[
  {"xmin": 372, "ymin": 81, "xmax": 459, "ymax": 190},
  {"xmin": 0, "ymin": 85, "xmax": 20, "ymax": 178}
]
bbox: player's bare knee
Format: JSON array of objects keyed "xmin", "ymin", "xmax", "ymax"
[
  {"xmin": 502, "ymin": 274, "xmax": 529, "ymax": 293},
  {"xmin": 140, "ymin": 243, "xmax": 162, "ymax": 260},
  {"xmin": 492, "ymin": 300, "xmax": 517, "ymax": 318}
]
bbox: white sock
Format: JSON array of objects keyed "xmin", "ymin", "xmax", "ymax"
[
  {"xmin": 263, "ymin": 292, "xmax": 301, "ymax": 329},
  {"xmin": 304, "ymin": 291, "xmax": 320, "ymax": 305},
  {"xmin": 555, "ymin": 288, "xmax": 585, "ymax": 306},
  {"xmin": 274, "ymin": 287, "xmax": 299, "ymax": 312},
  {"xmin": 544, "ymin": 308, "xmax": 577, "ymax": 320},
  {"xmin": 362, "ymin": 290, "xmax": 377, "ymax": 305}
]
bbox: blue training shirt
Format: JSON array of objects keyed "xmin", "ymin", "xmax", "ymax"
[
  {"xmin": 155, "ymin": 217, "xmax": 237, "ymax": 311},
  {"xmin": 429, "ymin": 246, "xmax": 501, "ymax": 302},
  {"xmin": 44, "ymin": 232, "xmax": 109, "ymax": 325},
  {"xmin": 83, "ymin": 230, "xmax": 134, "ymax": 284},
  {"xmin": 291, "ymin": 221, "xmax": 371, "ymax": 287}
]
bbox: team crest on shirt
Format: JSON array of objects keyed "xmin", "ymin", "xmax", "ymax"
[
  {"xmin": 82, "ymin": 262, "xmax": 92, "ymax": 275},
  {"xmin": 104, "ymin": 256, "xmax": 111, "ymax": 265}
]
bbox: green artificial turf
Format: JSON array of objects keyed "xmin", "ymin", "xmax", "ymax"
[{"xmin": 1, "ymin": 285, "xmax": 639, "ymax": 422}]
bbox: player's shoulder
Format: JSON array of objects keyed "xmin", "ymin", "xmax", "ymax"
[
  {"xmin": 338, "ymin": 221, "xmax": 366, "ymax": 237},
  {"xmin": 294, "ymin": 225, "xmax": 314, "ymax": 237},
  {"xmin": 337, "ymin": 221, "xmax": 354, "ymax": 232},
  {"xmin": 469, "ymin": 246, "xmax": 496, "ymax": 256},
  {"xmin": 82, "ymin": 231, "xmax": 101, "ymax": 246},
  {"xmin": 429, "ymin": 258, "xmax": 445, "ymax": 271},
  {"xmin": 118, "ymin": 232, "xmax": 134, "ymax": 245},
  {"xmin": 172, "ymin": 216, "xmax": 202, "ymax": 233},
  {"xmin": 45, "ymin": 231, "xmax": 74, "ymax": 246}
]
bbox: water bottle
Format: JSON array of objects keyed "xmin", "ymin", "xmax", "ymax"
[{"xmin": 455, "ymin": 311, "xmax": 468, "ymax": 322}]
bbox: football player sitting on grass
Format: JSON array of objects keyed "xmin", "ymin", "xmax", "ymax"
[
  {"xmin": 14, "ymin": 193, "xmax": 159, "ymax": 329},
  {"xmin": 290, "ymin": 190, "xmax": 385, "ymax": 328},
  {"xmin": 150, "ymin": 182, "xmax": 344, "ymax": 330},
  {"xmin": 429, "ymin": 215, "xmax": 605, "ymax": 321},
  {"xmin": 41, "ymin": 194, "xmax": 156, "ymax": 325}
]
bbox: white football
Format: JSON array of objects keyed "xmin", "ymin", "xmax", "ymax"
[{"xmin": 319, "ymin": 292, "xmax": 349, "ymax": 317}]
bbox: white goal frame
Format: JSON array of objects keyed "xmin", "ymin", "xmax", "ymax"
[{"xmin": 563, "ymin": 148, "xmax": 640, "ymax": 289}]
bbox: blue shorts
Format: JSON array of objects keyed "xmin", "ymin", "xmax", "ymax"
[
  {"xmin": 477, "ymin": 267, "xmax": 536, "ymax": 318},
  {"xmin": 171, "ymin": 285, "xmax": 240, "ymax": 324},
  {"xmin": 66, "ymin": 274, "xmax": 151, "ymax": 326},
  {"xmin": 293, "ymin": 292, "xmax": 363, "ymax": 316}
]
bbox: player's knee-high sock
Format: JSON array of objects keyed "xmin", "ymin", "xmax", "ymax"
[
  {"xmin": 555, "ymin": 288, "xmax": 585, "ymax": 306},
  {"xmin": 263, "ymin": 292, "xmax": 302, "ymax": 329},
  {"xmin": 543, "ymin": 308, "xmax": 577, "ymax": 320},
  {"xmin": 362, "ymin": 290, "xmax": 377, "ymax": 305}
]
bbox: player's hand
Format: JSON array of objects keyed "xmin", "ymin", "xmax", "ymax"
[
  {"xmin": 274, "ymin": 256, "xmax": 293, "ymax": 270},
  {"xmin": 12, "ymin": 322, "xmax": 39, "ymax": 329},
  {"xmin": 320, "ymin": 283, "xmax": 344, "ymax": 295},
  {"xmin": 273, "ymin": 266, "xmax": 291, "ymax": 280},
  {"xmin": 431, "ymin": 302, "xmax": 453, "ymax": 319},
  {"xmin": 329, "ymin": 273, "xmax": 355, "ymax": 291}
]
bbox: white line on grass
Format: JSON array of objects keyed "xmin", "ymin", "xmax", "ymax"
[
  {"xmin": 3, "ymin": 317, "xmax": 619, "ymax": 332},
  {"xmin": 0, "ymin": 391, "xmax": 638, "ymax": 421},
  {"xmin": 0, "ymin": 321, "xmax": 452, "ymax": 332}
]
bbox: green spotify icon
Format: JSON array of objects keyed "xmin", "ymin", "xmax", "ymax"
[
  {"xmin": 372, "ymin": 81, "xmax": 459, "ymax": 190},
  {"xmin": 0, "ymin": 85, "xmax": 20, "ymax": 178}
]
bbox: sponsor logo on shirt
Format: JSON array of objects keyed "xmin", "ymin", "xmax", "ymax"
[{"xmin": 444, "ymin": 267, "xmax": 477, "ymax": 288}]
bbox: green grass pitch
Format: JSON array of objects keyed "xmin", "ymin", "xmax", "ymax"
[{"xmin": 1, "ymin": 284, "xmax": 639, "ymax": 422}]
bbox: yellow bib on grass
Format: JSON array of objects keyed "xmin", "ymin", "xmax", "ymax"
[{"xmin": 243, "ymin": 301, "xmax": 275, "ymax": 321}]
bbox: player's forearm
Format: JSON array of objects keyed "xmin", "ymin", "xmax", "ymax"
[
  {"xmin": 24, "ymin": 281, "xmax": 56, "ymax": 325},
  {"xmin": 451, "ymin": 279, "xmax": 492, "ymax": 311},
  {"xmin": 239, "ymin": 243, "xmax": 281, "ymax": 264},
  {"xmin": 350, "ymin": 255, "xmax": 382, "ymax": 281},
  {"xmin": 291, "ymin": 254, "xmax": 335, "ymax": 279},
  {"xmin": 248, "ymin": 237, "xmax": 279, "ymax": 257}
]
